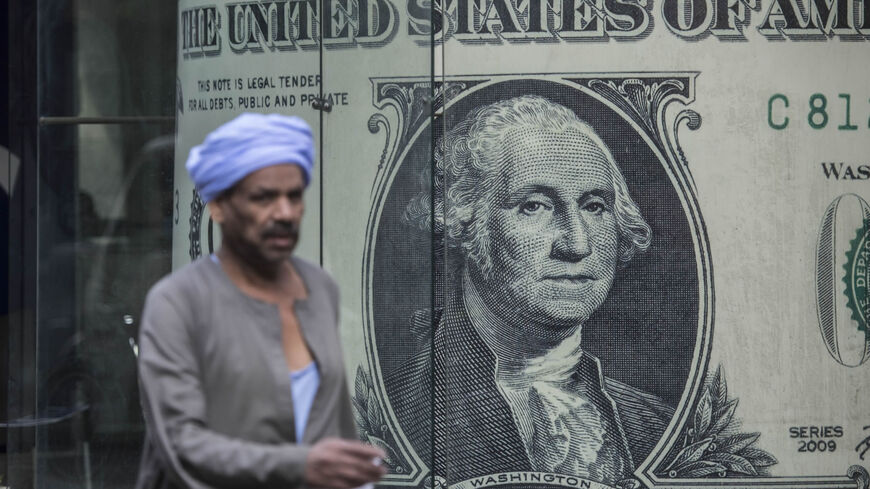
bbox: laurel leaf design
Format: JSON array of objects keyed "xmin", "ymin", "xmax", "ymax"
[
  {"xmin": 352, "ymin": 400, "xmax": 369, "ymax": 434},
  {"xmin": 710, "ymin": 399, "xmax": 737, "ymax": 435},
  {"xmin": 351, "ymin": 367, "xmax": 406, "ymax": 474},
  {"xmin": 740, "ymin": 448, "xmax": 778, "ymax": 467},
  {"xmin": 658, "ymin": 366, "xmax": 777, "ymax": 478},
  {"xmin": 718, "ymin": 432, "xmax": 760, "ymax": 454},
  {"xmin": 366, "ymin": 434, "xmax": 401, "ymax": 468},
  {"xmin": 694, "ymin": 390, "xmax": 713, "ymax": 437},
  {"xmin": 707, "ymin": 453, "xmax": 757, "ymax": 475},
  {"xmin": 675, "ymin": 461, "xmax": 727, "ymax": 477},
  {"xmin": 665, "ymin": 438, "xmax": 713, "ymax": 472},
  {"xmin": 354, "ymin": 366, "xmax": 369, "ymax": 403},
  {"xmin": 714, "ymin": 365, "xmax": 727, "ymax": 409},
  {"xmin": 366, "ymin": 388, "xmax": 383, "ymax": 433}
]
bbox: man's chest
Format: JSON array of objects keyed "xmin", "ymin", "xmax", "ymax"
[{"xmin": 194, "ymin": 304, "xmax": 289, "ymax": 390}]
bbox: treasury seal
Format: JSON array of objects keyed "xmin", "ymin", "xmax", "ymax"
[{"xmin": 843, "ymin": 220, "xmax": 870, "ymax": 338}]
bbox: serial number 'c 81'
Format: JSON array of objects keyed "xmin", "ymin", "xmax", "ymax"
[{"xmin": 768, "ymin": 93, "xmax": 869, "ymax": 130}]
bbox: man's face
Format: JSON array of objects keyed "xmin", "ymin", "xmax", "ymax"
[
  {"xmin": 472, "ymin": 128, "xmax": 620, "ymax": 329},
  {"xmin": 210, "ymin": 164, "xmax": 305, "ymax": 266}
]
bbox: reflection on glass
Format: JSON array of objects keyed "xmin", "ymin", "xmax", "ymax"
[{"xmin": 17, "ymin": 0, "xmax": 177, "ymax": 487}]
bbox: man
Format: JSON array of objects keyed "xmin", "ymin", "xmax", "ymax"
[
  {"xmin": 136, "ymin": 113, "xmax": 386, "ymax": 489},
  {"xmin": 388, "ymin": 96, "xmax": 673, "ymax": 487}
]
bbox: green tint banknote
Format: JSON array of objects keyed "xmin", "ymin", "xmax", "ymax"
[{"xmin": 172, "ymin": 1, "xmax": 870, "ymax": 488}]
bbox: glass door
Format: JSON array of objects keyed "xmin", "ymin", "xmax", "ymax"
[
  {"xmin": 7, "ymin": 1, "xmax": 176, "ymax": 487},
  {"xmin": 320, "ymin": 1, "xmax": 438, "ymax": 487}
]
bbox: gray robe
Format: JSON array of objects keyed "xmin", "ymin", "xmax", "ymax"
[{"xmin": 136, "ymin": 257, "xmax": 358, "ymax": 489}]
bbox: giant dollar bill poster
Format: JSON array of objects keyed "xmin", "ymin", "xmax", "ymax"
[{"xmin": 173, "ymin": 1, "xmax": 870, "ymax": 488}]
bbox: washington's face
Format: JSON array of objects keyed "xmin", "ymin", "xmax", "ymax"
[{"xmin": 474, "ymin": 128, "xmax": 620, "ymax": 329}]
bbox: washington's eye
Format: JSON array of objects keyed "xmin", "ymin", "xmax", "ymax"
[
  {"xmin": 586, "ymin": 202, "xmax": 603, "ymax": 212},
  {"xmin": 582, "ymin": 199, "xmax": 611, "ymax": 214},
  {"xmin": 519, "ymin": 200, "xmax": 549, "ymax": 215}
]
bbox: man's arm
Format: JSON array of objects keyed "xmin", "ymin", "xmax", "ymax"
[{"xmin": 138, "ymin": 285, "xmax": 384, "ymax": 489}]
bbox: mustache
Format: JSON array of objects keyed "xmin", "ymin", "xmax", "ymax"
[{"xmin": 262, "ymin": 221, "xmax": 299, "ymax": 239}]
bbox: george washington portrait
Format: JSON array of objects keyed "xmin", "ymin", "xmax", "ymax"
[{"xmin": 381, "ymin": 94, "xmax": 679, "ymax": 487}]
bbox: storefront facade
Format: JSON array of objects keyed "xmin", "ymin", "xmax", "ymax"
[{"xmin": 4, "ymin": 1, "xmax": 870, "ymax": 489}]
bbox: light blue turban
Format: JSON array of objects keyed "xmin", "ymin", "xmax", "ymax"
[{"xmin": 186, "ymin": 112, "xmax": 315, "ymax": 202}]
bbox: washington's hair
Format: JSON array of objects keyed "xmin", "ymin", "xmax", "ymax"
[{"xmin": 403, "ymin": 95, "xmax": 651, "ymax": 277}]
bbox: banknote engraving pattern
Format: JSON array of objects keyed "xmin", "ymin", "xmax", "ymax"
[
  {"xmin": 844, "ymin": 223, "xmax": 870, "ymax": 336},
  {"xmin": 363, "ymin": 75, "xmax": 715, "ymax": 488},
  {"xmin": 170, "ymin": 1, "xmax": 870, "ymax": 487},
  {"xmin": 657, "ymin": 366, "xmax": 777, "ymax": 478},
  {"xmin": 816, "ymin": 194, "xmax": 870, "ymax": 367},
  {"xmin": 367, "ymin": 80, "xmax": 485, "ymax": 196},
  {"xmin": 586, "ymin": 79, "xmax": 686, "ymax": 146},
  {"xmin": 352, "ymin": 366, "xmax": 409, "ymax": 475},
  {"xmin": 847, "ymin": 465, "xmax": 869, "ymax": 489},
  {"xmin": 858, "ymin": 427, "xmax": 870, "ymax": 461},
  {"xmin": 189, "ymin": 189, "xmax": 204, "ymax": 260}
]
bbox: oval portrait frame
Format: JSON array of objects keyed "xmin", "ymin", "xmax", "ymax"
[{"xmin": 360, "ymin": 74, "xmax": 713, "ymax": 488}]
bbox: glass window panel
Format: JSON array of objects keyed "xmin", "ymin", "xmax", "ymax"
[
  {"xmin": 10, "ymin": 1, "xmax": 178, "ymax": 487},
  {"xmin": 321, "ymin": 4, "xmax": 438, "ymax": 487},
  {"xmin": 39, "ymin": 0, "xmax": 175, "ymax": 119},
  {"xmin": 32, "ymin": 120, "xmax": 174, "ymax": 489}
]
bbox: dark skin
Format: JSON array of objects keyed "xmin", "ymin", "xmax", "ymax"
[{"xmin": 208, "ymin": 164, "xmax": 386, "ymax": 488}]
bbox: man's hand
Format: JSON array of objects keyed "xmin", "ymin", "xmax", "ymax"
[{"xmin": 304, "ymin": 438, "xmax": 387, "ymax": 489}]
